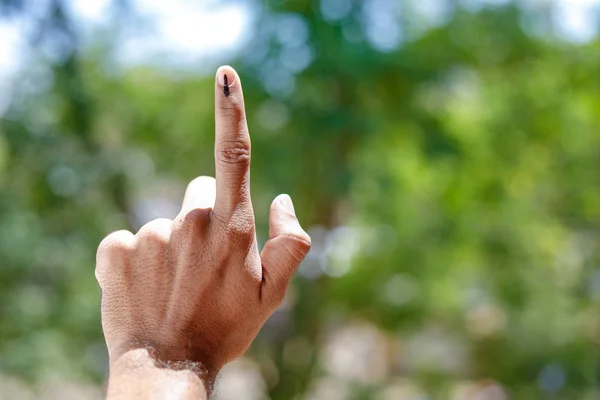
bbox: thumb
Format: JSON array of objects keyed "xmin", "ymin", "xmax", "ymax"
[{"xmin": 261, "ymin": 194, "xmax": 311, "ymax": 304}]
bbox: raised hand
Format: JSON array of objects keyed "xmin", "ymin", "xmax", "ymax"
[{"xmin": 96, "ymin": 66, "xmax": 311, "ymax": 398}]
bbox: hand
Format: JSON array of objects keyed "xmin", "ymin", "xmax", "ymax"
[{"xmin": 95, "ymin": 66, "xmax": 311, "ymax": 397}]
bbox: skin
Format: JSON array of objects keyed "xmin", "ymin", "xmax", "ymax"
[{"xmin": 95, "ymin": 65, "xmax": 312, "ymax": 399}]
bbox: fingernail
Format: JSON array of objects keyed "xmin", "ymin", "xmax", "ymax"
[
  {"xmin": 280, "ymin": 194, "xmax": 296, "ymax": 216},
  {"xmin": 216, "ymin": 66, "xmax": 235, "ymax": 97}
]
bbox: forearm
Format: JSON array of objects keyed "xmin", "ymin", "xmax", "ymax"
[{"xmin": 107, "ymin": 349, "xmax": 215, "ymax": 400}]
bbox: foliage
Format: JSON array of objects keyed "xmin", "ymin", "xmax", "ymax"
[{"xmin": 0, "ymin": 0, "xmax": 598, "ymax": 398}]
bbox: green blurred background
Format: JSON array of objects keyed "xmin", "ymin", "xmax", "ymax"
[{"xmin": 0, "ymin": 0, "xmax": 599, "ymax": 399}]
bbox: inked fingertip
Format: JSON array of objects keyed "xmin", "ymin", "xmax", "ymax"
[{"xmin": 216, "ymin": 65, "xmax": 237, "ymax": 88}]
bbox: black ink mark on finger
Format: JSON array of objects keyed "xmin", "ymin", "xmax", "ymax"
[{"xmin": 223, "ymin": 74, "xmax": 230, "ymax": 97}]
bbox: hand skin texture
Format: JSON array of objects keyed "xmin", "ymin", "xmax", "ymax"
[{"xmin": 95, "ymin": 66, "xmax": 311, "ymax": 399}]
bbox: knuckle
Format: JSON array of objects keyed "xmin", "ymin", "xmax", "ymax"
[
  {"xmin": 97, "ymin": 230, "xmax": 134, "ymax": 259},
  {"xmin": 217, "ymin": 139, "xmax": 251, "ymax": 166},
  {"xmin": 226, "ymin": 213, "xmax": 255, "ymax": 241},
  {"xmin": 213, "ymin": 217, "xmax": 255, "ymax": 255},
  {"xmin": 136, "ymin": 218, "xmax": 172, "ymax": 246},
  {"xmin": 96, "ymin": 230, "xmax": 134, "ymax": 284},
  {"xmin": 227, "ymin": 223, "xmax": 255, "ymax": 247},
  {"xmin": 284, "ymin": 234, "xmax": 311, "ymax": 264},
  {"xmin": 186, "ymin": 175, "xmax": 216, "ymax": 192},
  {"xmin": 177, "ymin": 208, "xmax": 211, "ymax": 232}
]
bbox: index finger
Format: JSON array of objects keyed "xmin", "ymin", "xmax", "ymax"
[{"xmin": 213, "ymin": 65, "xmax": 252, "ymax": 217}]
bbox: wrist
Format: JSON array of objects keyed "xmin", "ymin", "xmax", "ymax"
[
  {"xmin": 110, "ymin": 339, "xmax": 221, "ymax": 379},
  {"xmin": 108, "ymin": 347, "xmax": 219, "ymax": 399}
]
